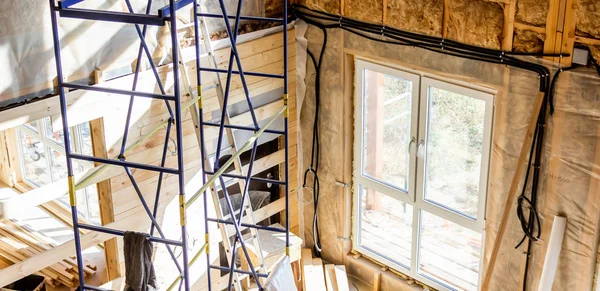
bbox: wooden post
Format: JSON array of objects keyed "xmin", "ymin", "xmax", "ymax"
[
  {"xmin": 502, "ymin": 0, "xmax": 517, "ymax": 51},
  {"xmin": 481, "ymin": 92, "xmax": 545, "ymax": 290},
  {"xmin": 91, "ymin": 70, "xmax": 120, "ymax": 281}
]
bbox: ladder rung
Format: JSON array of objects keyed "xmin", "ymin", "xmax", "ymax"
[
  {"xmin": 62, "ymin": 82, "xmax": 175, "ymax": 101},
  {"xmin": 57, "ymin": 8, "xmax": 166, "ymax": 26},
  {"xmin": 157, "ymin": 0, "xmax": 195, "ymax": 18},
  {"xmin": 209, "ymin": 265, "xmax": 269, "ymax": 278},
  {"xmin": 202, "ymin": 122, "xmax": 285, "ymax": 135},
  {"xmin": 199, "ymin": 67, "xmax": 284, "ymax": 79},
  {"xmin": 208, "ymin": 218, "xmax": 287, "ymax": 233},
  {"xmin": 197, "ymin": 13, "xmax": 284, "ymax": 23}
]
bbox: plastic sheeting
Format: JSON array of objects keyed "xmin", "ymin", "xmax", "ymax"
[
  {"xmin": 0, "ymin": 0, "xmax": 178, "ymax": 108},
  {"xmin": 297, "ymin": 21, "xmax": 600, "ymax": 290}
]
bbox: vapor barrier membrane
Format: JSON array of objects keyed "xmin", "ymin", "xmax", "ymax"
[
  {"xmin": 298, "ymin": 21, "xmax": 600, "ymax": 290},
  {"xmin": 0, "ymin": 0, "xmax": 176, "ymax": 108}
]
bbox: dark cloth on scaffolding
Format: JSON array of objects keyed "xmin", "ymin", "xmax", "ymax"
[{"xmin": 124, "ymin": 231, "xmax": 157, "ymax": 291}]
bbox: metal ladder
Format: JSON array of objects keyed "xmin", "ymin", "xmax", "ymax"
[{"xmin": 169, "ymin": 3, "xmax": 268, "ymax": 290}]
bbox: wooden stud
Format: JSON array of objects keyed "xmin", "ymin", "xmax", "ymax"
[
  {"xmin": 544, "ymin": 0, "xmax": 562, "ymax": 61},
  {"xmin": 91, "ymin": 70, "xmax": 120, "ymax": 281},
  {"xmin": 481, "ymin": 92, "xmax": 545, "ymax": 291},
  {"xmin": 382, "ymin": 0, "xmax": 388, "ymax": 25},
  {"xmin": 442, "ymin": 0, "xmax": 449, "ymax": 38},
  {"xmin": 373, "ymin": 272, "xmax": 381, "ymax": 291},
  {"xmin": 502, "ymin": 0, "xmax": 517, "ymax": 51},
  {"xmin": 558, "ymin": 0, "xmax": 577, "ymax": 65},
  {"xmin": 514, "ymin": 22, "xmax": 547, "ymax": 34}
]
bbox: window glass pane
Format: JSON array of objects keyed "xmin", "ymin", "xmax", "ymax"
[
  {"xmin": 19, "ymin": 131, "xmax": 51, "ymax": 186},
  {"xmin": 79, "ymin": 123, "xmax": 93, "ymax": 156},
  {"xmin": 43, "ymin": 117, "xmax": 65, "ymax": 146},
  {"xmin": 49, "ymin": 148, "xmax": 68, "ymax": 181},
  {"xmin": 85, "ymin": 186, "xmax": 101, "ymax": 223},
  {"xmin": 359, "ymin": 186, "xmax": 412, "ymax": 268},
  {"xmin": 424, "ymin": 87, "xmax": 486, "ymax": 218},
  {"xmin": 362, "ymin": 69, "xmax": 413, "ymax": 192},
  {"xmin": 24, "ymin": 121, "xmax": 38, "ymax": 132},
  {"xmin": 418, "ymin": 210, "xmax": 481, "ymax": 291}
]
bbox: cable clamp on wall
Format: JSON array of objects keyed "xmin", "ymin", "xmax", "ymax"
[
  {"xmin": 335, "ymin": 180, "xmax": 350, "ymax": 188},
  {"xmin": 68, "ymin": 175, "xmax": 76, "ymax": 207}
]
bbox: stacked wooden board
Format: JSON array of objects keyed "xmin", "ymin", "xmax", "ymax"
[
  {"xmin": 0, "ymin": 219, "xmax": 96, "ymax": 287},
  {"xmin": 301, "ymin": 248, "xmax": 349, "ymax": 291}
]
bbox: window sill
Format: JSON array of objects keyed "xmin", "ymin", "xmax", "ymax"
[{"xmin": 347, "ymin": 251, "xmax": 427, "ymax": 291}]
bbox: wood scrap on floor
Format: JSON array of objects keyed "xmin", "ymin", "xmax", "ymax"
[
  {"xmin": 0, "ymin": 219, "xmax": 96, "ymax": 288},
  {"xmin": 301, "ymin": 248, "xmax": 349, "ymax": 291}
]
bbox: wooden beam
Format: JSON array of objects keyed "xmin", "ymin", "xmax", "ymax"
[
  {"xmin": 481, "ymin": 92, "xmax": 545, "ymax": 290},
  {"xmin": 544, "ymin": 0, "xmax": 562, "ymax": 61},
  {"xmin": 514, "ymin": 22, "xmax": 546, "ymax": 34},
  {"xmin": 442, "ymin": 0, "xmax": 449, "ymax": 38},
  {"xmin": 90, "ymin": 117, "xmax": 120, "ymax": 281},
  {"xmin": 575, "ymin": 35, "xmax": 600, "ymax": 46},
  {"xmin": 502, "ymin": 0, "xmax": 517, "ymax": 51},
  {"xmin": 382, "ymin": 0, "xmax": 388, "ymax": 25},
  {"xmin": 91, "ymin": 70, "xmax": 120, "ymax": 280},
  {"xmin": 558, "ymin": 0, "xmax": 577, "ymax": 65}
]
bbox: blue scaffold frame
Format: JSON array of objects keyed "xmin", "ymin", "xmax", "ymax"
[{"xmin": 48, "ymin": 0, "xmax": 290, "ymax": 290}]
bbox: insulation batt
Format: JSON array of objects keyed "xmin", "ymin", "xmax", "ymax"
[{"xmin": 298, "ymin": 22, "xmax": 600, "ymax": 291}]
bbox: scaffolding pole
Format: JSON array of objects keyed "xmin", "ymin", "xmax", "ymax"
[{"xmin": 49, "ymin": 0, "xmax": 289, "ymax": 290}]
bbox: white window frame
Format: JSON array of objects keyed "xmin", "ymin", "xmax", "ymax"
[
  {"xmin": 16, "ymin": 118, "xmax": 97, "ymax": 222},
  {"xmin": 353, "ymin": 58, "xmax": 495, "ymax": 291}
]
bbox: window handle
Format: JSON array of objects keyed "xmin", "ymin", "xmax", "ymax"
[
  {"xmin": 417, "ymin": 140, "xmax": 425, "ymax": 158},
  {"xmin": 408, "ymin": 137, "xmax": 416, "ymax": 154}
]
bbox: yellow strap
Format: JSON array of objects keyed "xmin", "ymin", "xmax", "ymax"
[
  {"xmin": 205, "ymin": 233, "xmax": 210, "ymax": 254},
  {"xmin": 283, "ymin": 93, "xmax": 289, "ymax": 118},
  {"xmin": 179, "ymin": 195, "xmax": 186, "ymax": 226},
  {"xmin": 68, "ymin": 176, "xmax": 76, "ymax": 206}
]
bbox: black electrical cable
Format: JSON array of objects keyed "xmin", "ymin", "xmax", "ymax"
[
  {"xmin": 301, "ymin": 22, "xmax": 328, "ymax": 257},
  {"xmin": 289, "ymin": 6, "xmax": 600, "ymax": 291}
]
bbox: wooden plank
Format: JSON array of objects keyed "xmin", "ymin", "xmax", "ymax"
[
  {"xmin": 382, "ymin": 0, "xmax": 388, "ymax": 25},
  {"xmin": 0, "ymin": 212, "xmax": 150, "ymax": 286},
  {"xmin": 373, "ymin": 272, "xmax": 381, "ymax": 291},
  {"xmin": 558, "ymin": 0, "xmax": 577, "ymax": 65},
  {"xmin": 544, "ymin": 0, "xmax": 561, "ymax": 61},
  {"xmin": 311, "ymin": 258, "xmax": 327, "ymax": 291},
  {"xmin": 442, "ymin": 0, "xmax": 449, "ymax": 38},
  {"xmin": 0, "ymin": 131, "xmax": 14, "ymax": 187},
  {"xmin": 90, "ymin": 117, "xmax": 120, "ymax": 281},
  {"xmin": 334, "ymin": 265, "xmax": 350, "ymax": 291},
  {"xmin": 502, "ymin": 0, "xmax": 517, "ymax": 51},
  {"xmin": 90, "ymin": 70, "xmax": 120, "ymax": 280},
  {"xmin": 301, "ymin": 248, "xmax": 312, "ymax": 291},
  {"xmin": 481, "ymin": 92, "xmax": 544, "ymax": 290},
  {"xmin": 514, "ymin": 22, "xmax": 546, "ymax": 34},
  {"xmin": 324, "ymin": 264, "xmax": 337, "ymax": 291}
]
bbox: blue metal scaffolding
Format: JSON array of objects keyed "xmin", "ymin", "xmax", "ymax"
[{"xmin": 49, "ymin": 0, "xmax": 289, "ymax": 290}]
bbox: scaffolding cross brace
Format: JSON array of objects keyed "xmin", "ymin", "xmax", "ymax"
[{"xmin": 49, "ymin": 0, "xmax": 290, "ymax": 290}]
